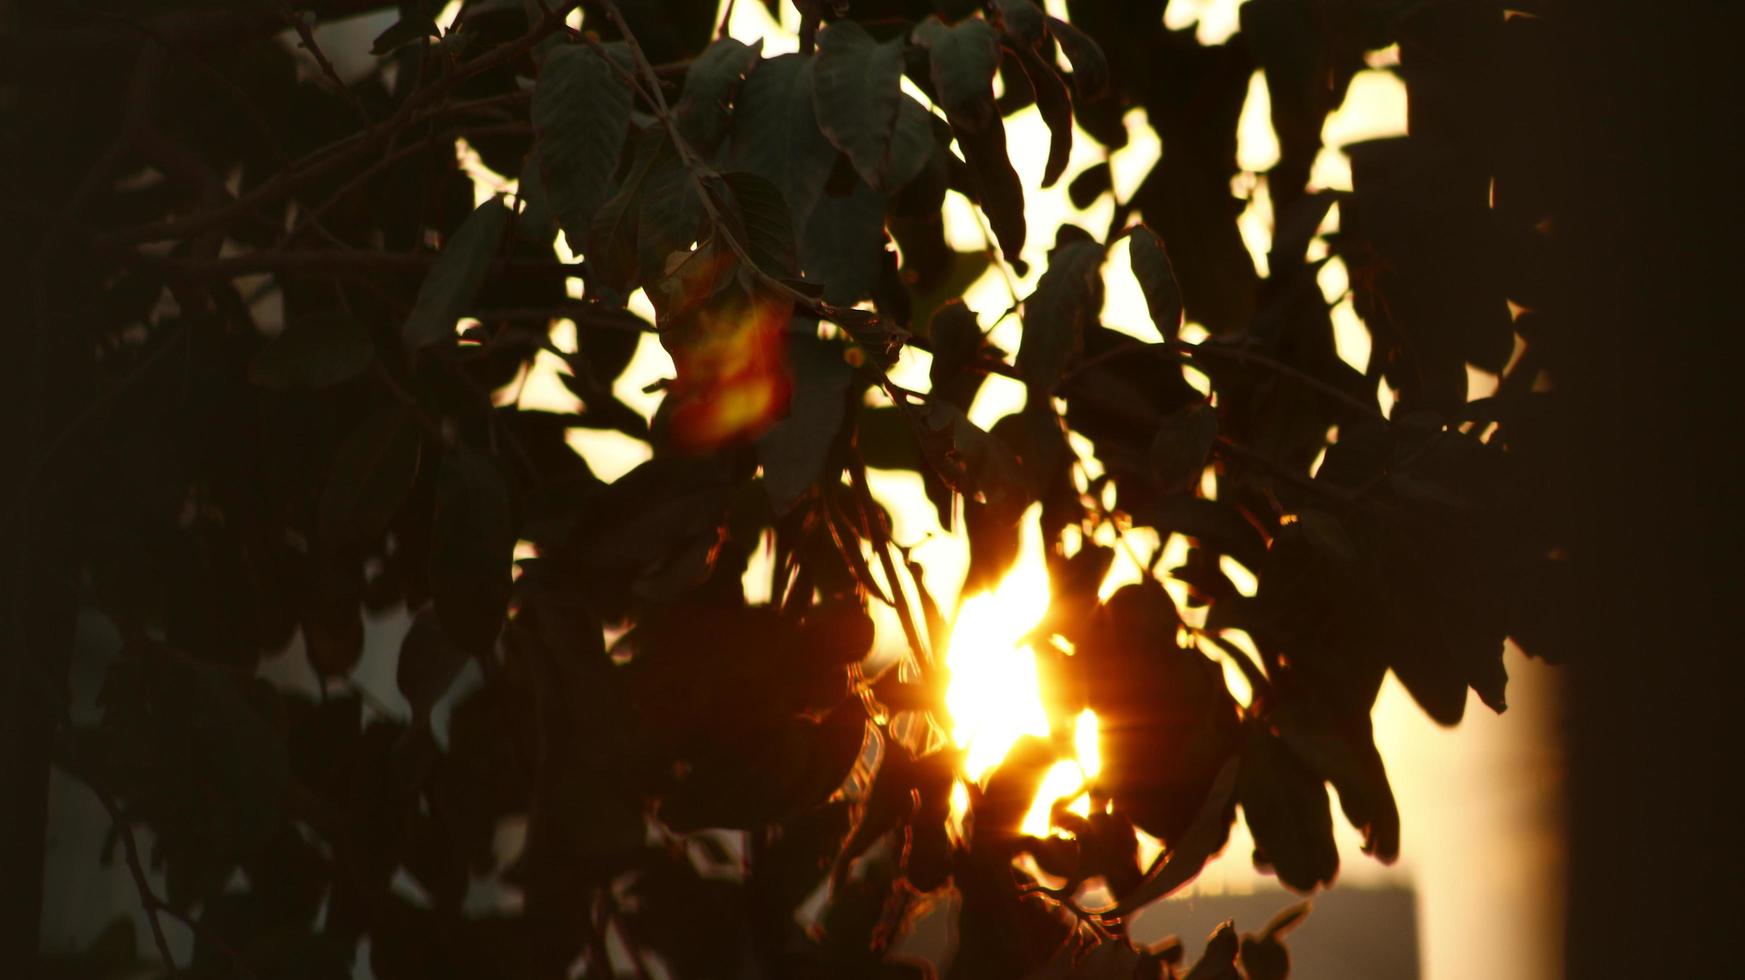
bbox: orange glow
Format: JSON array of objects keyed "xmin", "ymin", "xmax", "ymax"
[
  {"xmin": 659, "ymin": 264, "xmax": 793, "ymax": 452},
  {"xmin": 944, "ymin": 506, "xmax": 1104, "ymax": 839}
]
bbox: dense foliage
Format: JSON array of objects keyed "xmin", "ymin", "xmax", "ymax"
[{"xmin": 12, "ymin": 0, "xmax": 1572, "ymax": 977}]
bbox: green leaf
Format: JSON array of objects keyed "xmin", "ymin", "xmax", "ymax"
[
  {"xmin": 589, "ymin": 125, "xmax": 669, "ymax": 292},
  {"xmin": 249, "ymin": 312, "xmax": 372, "ymax": 389},
  {"xmin": 1045, "ymin": 16, "xmax": 1110, "ymax": 100},
  {"xmin": 636, "ymin": 149, "xmax": 705, "ymax": 287},
  {"xmin": 317, "ymin": 405, "xmax": 423, "ymax": 547},
  {"xmin": 429, "ymin": 447, "xmax": 515, "ymax": 657},
  {"xmin": 726, "ymin": 53, "xmax": 839, "ymax": 232},
  {"xmin": 514, "ymin": 151, "xmax": 558, "ymax": 247},
  {"xmin": 1016, "ymin": 239, "xmax": 1103, "ymax": 392},
  {"xmin": 1150, "ymin": 402, "xmax": 1218, "ymax": 494},
  {"xmin": 1129, "ymin": 225, "xmax": 1184, "ymax": 337},
  {"xmin": 677, "ymin": 37, "xmax": 763, "ymax": 151},
  {"xmin": 920, "ymin": 15, "xmax": 1001, "ymax": 134},
  {"xmin": 1238, "ymin": 727, "xmax": 1339, "ymax": 892},
  {"xmin": 757, "ymin": 331, "xmax": 854, "ymax": 514},
  {"xmin": 721, "ymin": 170, "xmax": 799, "ymax": 278},
  {"xmin": 801, "ymin": 176, "xmax": 888, "ymax": 305},
  {"xmin": 401, "ymin": 197, "xmax": 511, "ymax": 350},
  {"xmin": 993, "ymin": 0, "xmax": 1046, "ymax": 48},
  {"xmin": 533, "ymin": 42, "xmax": 634, "ymax": 254},
  {"xmin": 811, "ymin": 22, "xmax": 931, "ymax": 193}
]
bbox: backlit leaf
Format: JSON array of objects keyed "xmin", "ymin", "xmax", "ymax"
[
  {"xmin": 318, "ymin": 406, "xmax": 422, "ymax": 548},
  {"xmin": 534, "ymin": 43, "xmax": 634, "ymax": 254},
  {"xmin": 402, "ymin": 197, "xmax": 511, "ymax": 350},
  {"xmin": 429, "ymin": 448, "xmax": 515, "ymax": 657}
]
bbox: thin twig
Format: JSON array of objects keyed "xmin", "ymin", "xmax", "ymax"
[
  {"xmin": 90, "ymin": 790, "xmax": 176, "ymax": 974},
  {"xmin": 278, "ymin": 2, "xmax": 370, "ymax": 124}
]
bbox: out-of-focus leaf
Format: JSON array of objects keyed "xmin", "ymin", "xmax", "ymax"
[
  {"xmin": 429, "ymin": 448, "xmax": 515, "ymax": 657},
  {"xmin": 1238, "ymin": 726, "xmax": 1339, "ymax": 892},
  {"xmin": 249, "ymin": 313, "xmax": 372, "ymax": 389},
  {"xmin": 318, "ymin": 405, "xmax": 422, "ymax": 548},
  {"xmin": 1149, "ymin": 402, "xmax": 1217, "ymax": 494},
  {"xmin": 1183, "ymin": 920, "xmax": 1241, "ymax": 980},
  {"xmin": 533, "ymin": 43, "xmax": 634, "ymax": 254},
  {"xmin": 397, "ymin": 606, "xmax": 472, "ymax": 719},
  {"xmin": 1129, "ymin": 225, "xmax": 1183, "ymax": 337},
  {"xmin": 402, "ymin": 197, "xmax": 511, "ymax": 350}
]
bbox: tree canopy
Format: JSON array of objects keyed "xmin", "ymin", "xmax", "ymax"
[{"xmin": 10, "ymin": 1, "xmax": 1574, "ymax": 977}]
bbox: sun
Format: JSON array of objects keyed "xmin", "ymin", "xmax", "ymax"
[{"xmin": 943, "ymin": 504, "xmax": 1101, "ymax": 839}]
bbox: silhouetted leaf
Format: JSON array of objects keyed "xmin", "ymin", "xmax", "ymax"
[
  {"xmin": 534, "ymin": 43, "xmax": 634, "ymax": 253},
  {"xmin": 812, "ymin": 22, "xmax": 932, "ymax": 193},
  {"xmin": 915, "ymin": 396, "xmax": 1028, "ymax": 514},
  {"xmin": 318, "ymin": 406, "xmax": 423, "ymax": 547},
  {"xmin": 727, "ymin": 53, "xmax": 838, "ymax": 231},
  {"xmin": 1016, "ymin": 239, "xmax": 1102, "ymax": 392},
  {"xmin": 402, "ymin": 197, "xmax": 512, "ymax": 350},
  {"xmin": 1129, "ymin": 225, "xmax": 1183, "ymax": 337},
  {"xmin": 397, "ymin": 606, "xmax": 471, "ymax": 719},
  {"xmin": 721, "ymin": 170, "xmax": 798, "ymax": 278},
  {"xmin": 758, "ymin": 331, "xmax": 853, "ymax": 513},
  {"xmin": 921, "ymin": 15, "xmax": 1028, "ymax": 267},
  {"xmin": 1239, "ymin": 726, "xmax": 1339, "ymax": 892},
  {"xmin": 1150, "ymin": 401, "xmax": 1217, "ymax": 494},
  {"xmin": 429, "ymin": 448, "xmax": 515, "ymax": 657},
  {"xmin": 249, "ymin": 313, "xmax": 372, "ymax": 389},
  {"xmin": 1011, "ymin": 44, "xmax": 1073, "ymax": 188},
  {"xmin": 677, "ymin": 37, "xmax": 763, "ymax": 151},
  {"xmin": 1183, "ymin": 920, "xmax": 1241, "ymax": 980},
  {"xmin": 1045, "ymin": 16, "xmax": 1109, "ymax": 100}
]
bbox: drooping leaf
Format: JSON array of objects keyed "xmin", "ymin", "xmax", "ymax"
[
  {"xmin": 928, "ymin": 299, "xmax": 984, "ymax": 392},
  {"xmin": 636, "ymin": 148, "xmax": 706, "ymax": 288},
  {"xmin": 1150, "ymin": 401, "xmax": 1218, "ymax": 494},
  {"xmin": 533, "ymin": 43, "xmax": 634, "ymax": 254},
  {"xmin": 1273, "ymin": 700, "xmax": 1400, "ymax": 862},
  {"xmin": 1016, "ymin": 239, "xmax": 1103, "ymax": 392},
  {"xmin": 429, "ymin": 447, "xmax": 515, "ymax": 657},
  {"xmin": 402, "ymin": 197, "xmax": 512, "ymax": 350},
  {"xmin": 250, "ymin": 313, "xmax": 373, "ymax": 390},
  {"xmin": 1238, "ymin": 726, "xmax": 1339, "ymax": 892},
  {"xmin": 726, "ymin": 53, "xmax": 839, "ymax": 232},
  {"xmin": 1129, "ymin": 225, "xmax": 1184, "ymax": 337},
  {"xmin": 812, "ymin": 22, "xmax": 932, "ymax": 193},
  {"xmin": 1046, "ymin": 15, "xmax": 1110, "ymax": 101},
  {"xmin": 317, "ymin": 405, "xmax": 423, "ymax": 548},
  {"xmin": 1012, "ymin": 44, "xmax": 1074, "ymax": 188},
  {"xmin": 757, "ymin": 330, "xmax": 854, "ymax": 513}
]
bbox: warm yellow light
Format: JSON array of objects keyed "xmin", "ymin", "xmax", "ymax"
[
  {"xmin": 1074, "ymin": 708, "xmax": 1101, "ymax": 779},
  {"xmin": 945, "ymin": 507, "xmax": 1052, "ymax": 783},
  {"xmin": 1021, "ymin": 761, "xmax": 1089, "ymax": 838}
]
